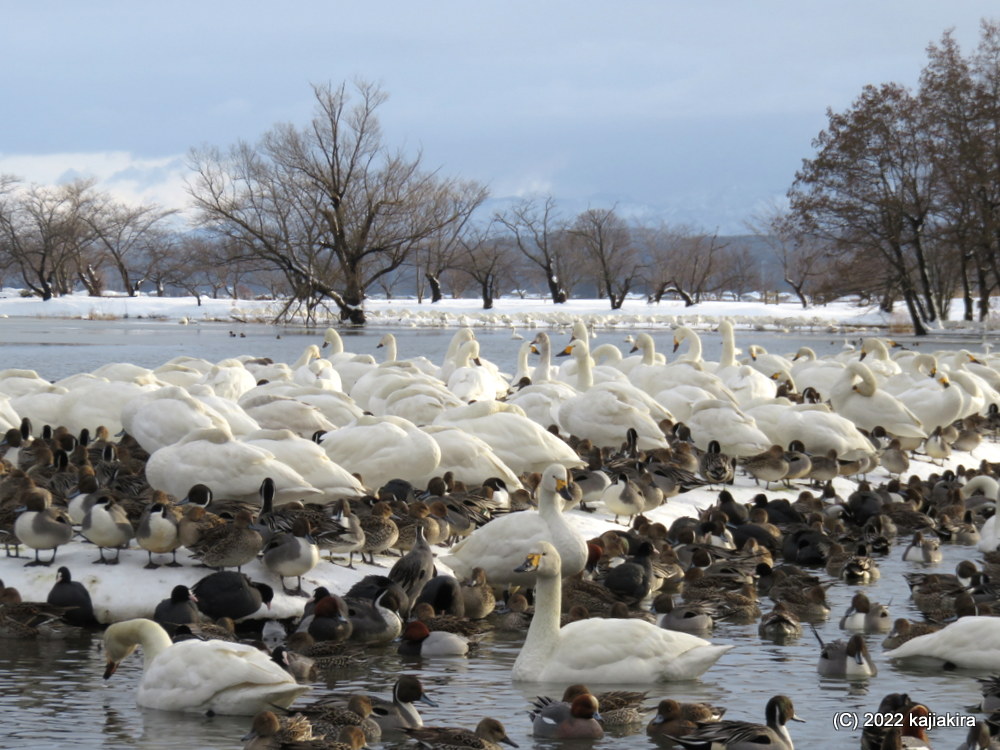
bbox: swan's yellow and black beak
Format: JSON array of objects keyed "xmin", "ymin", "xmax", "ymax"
[
  {"xmin": 672, "ymin": 338, "xmax": 681, "ymax": 353},
  {"xmin": 515, "ymin": 552, "xmax": 542, "ymax": 574},
  {"xmin": 555, "ymin": 345, "xmax": 574, "ymax": 358},
  {"xmin": 103, "ymin": 659, "xmax": 119, "ymax": 680},
  {"xmin": 859, "ymin": 350, "xmax": 868, "ymax": 361},
  {"xmin": 555, "ymin": 477, "xmax": 573, "ymax": 502}
]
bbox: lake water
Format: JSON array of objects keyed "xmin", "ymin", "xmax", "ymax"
[{"xmin": 0, "ymin": 317, "xmax": 997, "ymax": 749}]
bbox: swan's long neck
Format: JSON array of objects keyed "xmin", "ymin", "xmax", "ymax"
[
  {"xmin": 115, "ymin": 619, "xmax": 173, "ymax": 666},
  {"xmin": 574, "ymin": 344, "xmax": 594, "ymax": 390},
  {"xmin": 852, "ymin": 364, "xmax": 877, "ymax": 397},
  {"xmin": 677, "ymin": 328, "xmax": 703, "ymax": 363},
  {"xmin": 515, "ymin": 342, "xmax": 532, "ymax": 382},
  {"xmin": 522, "ymin": 569, "xmax": 562, "ymax": 670},
  {"xmin": 382, "ymin": 335, "xmax": 398, "ymax": 363},
  {"xmin": 293, "ymin": 346, "xmax": 317, "ymax": 369},
  {"xmin": 535, "ymin": 338, "xmax": 552, "ymax": 383},
  {"xmin": 719, "ymin": 323, "xmax": 737, "ymax": 368},
  {"xmin": 324, "ymin": 329, "xmax": 344, "ymax": 355},
  {"xmin": 638, "ymin": 334, "xmax": 655, "ymax": 366}
]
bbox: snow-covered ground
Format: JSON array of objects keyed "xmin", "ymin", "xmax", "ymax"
[{"xmin": 2, "ymin": 287, "xmax": 995, "ymax": 334}]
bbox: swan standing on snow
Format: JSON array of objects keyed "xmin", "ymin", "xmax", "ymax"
[
  {"xmin": 441, "ymin": 464, "xmax": 587, "ymax": 588},
  {"xmin": 144, "ymin": 426, "xmax": 320, "ymax": 504},
  {"xmin": 103, "ymin": 618, "xmax": 309, "ymax": 714},
  {"xmin": 828, "ymin": 362, "xmax": 926, "ymax": 440},
  {"xmin": 511, "ymin": 542, "xmax": 732, "ymax": 682}
]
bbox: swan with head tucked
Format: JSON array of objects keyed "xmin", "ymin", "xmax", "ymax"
[
  {"xmin": 434, "ymin": 400, "xmax": 582, "ymax": 475},
  {"xmin": 144, "ymin": 425, "xmax": 320, "ymax": 504},
  {"xmin": 684, "ymin": 399, "xmax": 772, "ymax": 457},
  {"xmin": 512, "ymin": 542, "xmax": 732, "ymax": 682},
  {"xmin": 242, "ymin": 428, "xmax": 366, "ymax": 498},
  {"xmin": 441, "ymin": 464, "xmax": 587, "ymax": 588},
  {"xmin": 446, "ymin": 339, "xmax": 509, "ymax": 401},
  {"xmin": 885, "ymin": 616, "xmax": 1000, "ymax": 670},
  {"xmin": 121, "ymin": 385, "xmax": 234, "ymax": 454},
  {"xmin": 103, "ymin": 618, "xmax": 309, "ymax": 714},
  {"xmin": 319, "ymin": 414, "xmax": 441, "ymax": 488}
]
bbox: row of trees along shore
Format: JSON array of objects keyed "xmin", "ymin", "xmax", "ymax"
[{"xmin": 3, "ymin": 22, "xmax": 1000, "ymax": 331}]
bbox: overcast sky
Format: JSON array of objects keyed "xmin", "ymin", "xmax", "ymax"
[{"xmin": 2, "ymin": 2, "xmax": 997, "ymax": 232}]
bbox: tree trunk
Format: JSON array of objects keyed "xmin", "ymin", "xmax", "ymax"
[
  {"xmin": 545, "ymin": 266, "xmax": 567, "ymax": 303},
  {"xmin": 902, "ymin": 290, "xmax": 928, "ymax": 336},
  {"xmin": 480, "ymin": 278, "xmax": 494, "ymax": 309},
  {"xmin": 426, "ymin": 273, "xmax": 443, "ymax": 303},
  {"xmin": 785, "ymin": 277, "xmax": 809, "ymax": 309}
]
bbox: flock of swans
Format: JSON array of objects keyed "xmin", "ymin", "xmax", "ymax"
[{"xmin": 6, "ymin": 317, "xmax": 1000, "ymax": 747}]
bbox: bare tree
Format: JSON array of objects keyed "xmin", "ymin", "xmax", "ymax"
[
  {"xmin": 642, "ymin": 223, "xmax": 728, "ymax": 306},
  {"xmin": 495, "ymin": 196, "xmax": 569, "ymax": 303},
  {"xmin": 746, "ymin": 203, "xmax": 832, "ymax": 307},
  {"xmin": 189, "ymin": 80, "xmax": 487, "ymax": 324},
  {"xmin": 84, "ymin": 197, "xmax": 176, "ymax": 296},
  {"xmin": 569, "ymin": 207, "xmax": 642, "ymax": 309},
  {"xmin": 454, "ymin": 224, "xmax": 516, "ymax": 309}
]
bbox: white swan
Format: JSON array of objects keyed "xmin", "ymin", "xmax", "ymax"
[
  {"xmin": 197, "ymin": 359, "xmax": 258, "ymax": 400},
  {"xmin": 556, "ymin": 338, "xmax": 670, "ymax": 450},
  {"xmin": 828, "ymin": 362, "xmax": 926, "ymax": 439},
  {"xmin": 746, "ymin": 402, "xmax": 875, "ymax": 461},
  {"xmin": 511, "ymin": 541, "xmax": 732, "ymax": 682},
  {"xmin": 434, "ymin": 400, "xmax": 582, "ymax": 475},
  {"xmin": 441, "ymin": 464, "xmax": 586, "ymax": 587},
  {"xmin": 103, "ymin": 618, "xmax": 309, "ymax": 714},
  {"xmin": 684, "ymin": 399, "xmax": 772, "ymax": 457},
  {"xmin": 186, "ymin": 384, "xmax": 262, "ymax": 437},
  {"xmin": 789, "ymin": 347, "xmax": 846, "ymax": 399},
  {"xmin": 239, "ymin": 393, "xmax": 337, "ymax": 437},
  {"xmin": 421, "ymin": 424, "xmax": 523, "ymax": 489},
  {"xmin": 858, "ymin": 338, "xmax": 902, "ymax": 381},
  {"xmin": 239, "ymin": 382, "xmax": 364, "ymax": 428},
  {"xmin": 144, "ymin": 425, "xmax": 320, "ymax": 504},
  {"xmin": 886, "ymin": 616, "xmax": 1000, "ymax": 670},
  {"xmin": 715, "ymin": 322, "xmax": 777, "ymax": 405},
  {"xmin": 319, "ymin": 414, "xmax": 441, "ymax": 488},
  {"xmin": 243, "ymin": 428, "xmax": 366, "ymax": 498},
  {"xmin": 57, "ymin": 379, "xmax": 156, "ymax": 436},
  {"xmin": 121, "ymin": 385, "xmax": 232, "ymax": 454},
  {"xmin": 446, "ymin": 339, "xmax": 509, "ymax": 401}
]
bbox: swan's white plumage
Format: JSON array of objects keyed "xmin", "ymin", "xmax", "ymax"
[
  {"xmin": 511, "ymin": 541, "xmax": 732, "ymax": 682},
  {"xmin": 886, "ymin": 616, "xmax": 1000, "ymax": 670},
  {"xmin": 319, "ymin": 414, "xmax": 441, "ymax": 488},
  {"xmin": 104, "ymin": 618, "xmax": 309, "ymax": 714}
]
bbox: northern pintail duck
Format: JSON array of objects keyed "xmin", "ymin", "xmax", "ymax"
[
  {"xmin": 662, "ymin": 694, "xmax": 802, "ymax": 750},
  {"xmin": 646, "ymin": 698, "xmax": 697, "ymax": 741},
  {"xmin": 46, "ymin": 566, "xmax": 97, "ymax": 627},
  {"xmin": 14, "ymin": 488, "xmax": 72, "ymax": 566},
  {"xmin": 698, "ymin": 440, "xmax": 735, "ymax": 485},
  {"xmin": 840, "ymin": 592, "xmax": 891, "ymax": 634},
  {"xmin": 460, "ymin": 567, "xmax": 496, "ymax": 620},
  {"xmin": 192, "ymin": 571, "xmax": 274, "ymax": 621},
  {"xmin": 358, "ymin": 501, "xmax": 399, "ymax": 565},
  {"xmin": 317, "ymin": 498, "xmax": 365, "ymax": 567},
  {"xmin": 815, "ymin": 630, "xmax": 877, "ymax": 678},
  {"xmin": 189, "ymin": 509, "xmax": 264, "ymax": 571},
  {"xmin": 600, "ymin": 473, "xmax": 642, "ymax": 525},
  {"xmin": 881, "ymin": 618, "xmax": 942, "ymax": 650},
  {"xmin": 531, "ymin": 693, "xmax": 603, "ymax": 739},
  {"xmin": 388, "ymin": 524, "xmax": 436, "ymax": 608},
  {"xmin": 758, "ymin": 602, "xmax": 803, "ymax": 641},
  {"xmin": 403, "ymin": 717, "xmax": 518, "ymax": 749},
  {"xmin": 153, "ymin": 584, "xmax": 202, "ymax": 636},
  {"xmin": 294, "ymin": 693, "xmax": 381, "ymax": 743},
  {"xmin": 739, "ymin": 445, "xmax": 789, "ymax": 488},
  {"xmin": 367, "ymin": 674, "xmax": 438, "ymax": 731},
  {"xmin": 902, "ymin": 532, "xmax": 942, "ymax": 563},
  {"xmin": 241, "ymin": 710, "xmax": 315, "ymax": 749},
  {"xmin": 344, "ymin": 588, "xmax": 403, "ymax": 645},
  {"xmin": 655, "ymin": 594, "xmax": 717, "ymax": 634},
  {"xmin": 136, "ymin": 499, "xmax": 182, "ymax": 569},
  {"xmin": 411, "ymin": 602, "xmax": 492, "ymax": 638},
  {"xmin": 263, "ymin": 516, "xmax": 319, "ymax": 596}
]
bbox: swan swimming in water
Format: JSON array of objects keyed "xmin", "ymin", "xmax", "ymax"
[
  {"xmin": 511, "ymin": 541, "xmax": 732, "ymax": 682},
  {"xmin": 103, "ymin": 618, "xmax": 309, "ymax": 714}
]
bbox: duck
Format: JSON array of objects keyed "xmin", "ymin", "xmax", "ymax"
[
  {"xmin": 262, "ymin": 517, "xmax": 319, "ymax": 596},
  {"xmin": 13, "ymin": 488, "xmax": 73, "ymax": 566},
  {"xmin": 189, "ymin": 510, "xmax": 265, "ymax": 571},
  {"xmin": 404, "ymin": 717, "xmax": 518, "ymax": 749},
  {"xmin": 344, "ymin": 588, "xmax": 403, "ymax": 645},
  {"xmin": 102, "ymin": 618, "xmax": 309, "ymax": 715},
  {"xmin": 646, "ymin": 698, "xmax": 697, "ymax": 741},
  {"xmin": 886, "ymin": 616, "xmax": 1000, "ymax": 669},
  {"xmin": 531, "ymin": 693, "xmax": 603, "ymax": 739},
  {"xmin": 240, "ymin": 710, "xmax": 319, "ymax": 749},
  {"xmin": 757, "ymin": 602, "xmax": 803, "ymax": 641},
  {"xmin": 902, "ymin": 532, "xmax": 942, "ymax": 564},
  {"xmin": 815, "ymin": 630, "xmax": 877, "ymax": 678},
  {"xmin": 191, "ymin": 571, "xmax": 274, "ymax": 621},
  {"xmin": 839, "ymin": 592, "xmax": 891, "ymax": 634},
  {"xmin": 294, "ymin": 693, "xmax": 382, "ymax": 743},
  {"xmin": 46, "ymin": 566, "xmax": 97, "ymax": 627},
  {"xmin": 367, "ymin": 674, "xmax": 438, "ymax": 731},
  {"xmin": 600, "ymin": 473, "xmax": 643, "ymax": 524},
  {"xmin": 136, "ymin": 500, "xmax": 182, "ymax": 569},
  {"xmin": 511, "ymin": 541, "xmax": 732, "ymax": 682},
  {"xmin": 699, "ymin": 440, "xmax": 735, "ymax": 485},
  {"xmin": 398, "ymin": 620, "xmax": 469, "ymax": 657},
  {"xmin": 441, "ymin": 463, "xmax": 588, "ymax": 588},
  {"xmin": 534, "ymin": 683, "xmax": 647, "ymax": 728},
  {"xmin": 661, "ymin": 694, "xmax": 802, "ymax": 750},
  {"xmin": 153, "ymin": 585, "xmax": 202, "ymax": 636}
]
